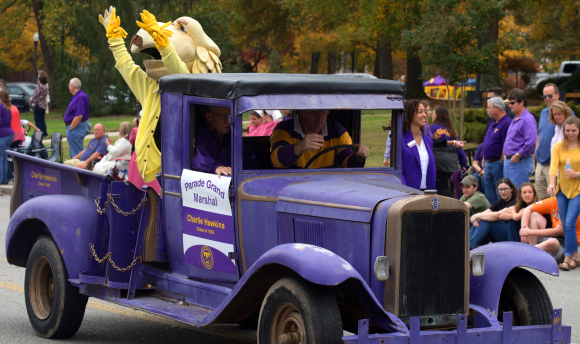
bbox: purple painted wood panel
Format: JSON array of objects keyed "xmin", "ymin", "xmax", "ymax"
[
  {"xmin": 236, "ymin": 94, "xmax": 404, "ymax": 114},
  {"xmin": 240, "ymin": 200, "xmax": 279, "ymax": 269}
]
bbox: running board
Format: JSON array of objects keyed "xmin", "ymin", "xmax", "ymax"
[{"xmin": 79, "ymin": 284, "xmax": 213, "ymax": 326}]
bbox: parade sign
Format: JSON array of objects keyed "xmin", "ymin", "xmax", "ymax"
[
  {"xmin": 28, "ymin": 165, "xmax": 61, "ymax": 194},
  {"xmin": 181, "ymin": 170, "xmax": 236, "ymax": 275}
]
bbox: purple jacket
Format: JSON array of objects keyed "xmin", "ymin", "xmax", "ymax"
[{"xmin": 401, "ymin": 129, "xmax": 436, "ymax": 190}]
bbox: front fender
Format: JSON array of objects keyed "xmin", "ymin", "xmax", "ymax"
[
  {"xmin": 201, "ymin": 243, "xmax": 408, "ymax": 333},
  {"xmin": 470, "ymin": 242, "xmax": 558, "ymax": 316},
  {"xmin": 6, "ymin": 195, "xmax": 99, "ymax": 280}
]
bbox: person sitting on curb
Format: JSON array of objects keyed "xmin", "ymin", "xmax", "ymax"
[
  {"xmin": 64, "ymin": 123, "xmax": 107, "ymax": 170},
  {"xmin": 469, "ymin": 178, "xmax": 517, "ymax": 249},
  {"xmin": 518, "ymin": 197, "xmax": 573, "ymax": 265},
  {"xmin": 460, "ymin": 175, "xmax": 490, "ymax": 215},
  {"xmin": 505, "ymin": 182, "xmax": 539, "ymax": 242}
]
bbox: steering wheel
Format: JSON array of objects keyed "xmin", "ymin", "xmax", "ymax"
[{"xmin": 303, "ymin": 144, "xmax": 360, "ymax": 169}]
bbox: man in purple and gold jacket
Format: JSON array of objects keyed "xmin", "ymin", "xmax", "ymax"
[
  {"xmin": 191, "ymin": 106, "xmax": 257, "ymax": 177},
  {"xmin": 270, "ymin": 110, "xmax": 369, "ymax": 169}
]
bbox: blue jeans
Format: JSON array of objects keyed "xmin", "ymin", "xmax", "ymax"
[
  {"xmin": 0, "ymin": 134, "xmax": 15, "ymax": 184},
  {"xmin": 470, "ymin": 220, "xmax": 509, "ymax": 249},
  {"xmin": 474, "ymin": 173, "xmax": 485, "ymax": 196},
  {"xmin": 556, "ymin": 191, "xmax": 580, "ymax": 257},
  {"xmin": 507, "ymin": 220, "xmax": 521, "ymax": 242},
  {"xmin": 67, "ymin": 123, "xmax": 88, "ymax": 159},
  {"xmin": 504, "ymin": 156, "xmax": 534, "ymax": 190},
  {"xmin": 484, "ymin": 160, "xmax": 504, "ymax": 205}
]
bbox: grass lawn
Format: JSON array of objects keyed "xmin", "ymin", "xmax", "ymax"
[{"xmin": 19, "ymin": 110, "xmax": 134, "ymax": 138}]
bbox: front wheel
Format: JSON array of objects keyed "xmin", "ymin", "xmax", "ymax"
[
  {"xmin": 257, "ymin": 277, "xmax": 343, "ymax": 344},
  {"xmin": 497, "ymin": 268, "xmax": 553, "ymax": 325},
  {"xmin": 24, "ymin": 237, "xmax": 88, "ymax": 338}
]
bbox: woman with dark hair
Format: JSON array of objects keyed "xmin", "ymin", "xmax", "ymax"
[
  {"xmin": 430, "ymin": 105, "xmax": 467, "ymax": 197},
  {"xmin": 400, "ymin": 99, "xmax": 436, "ymax": 190},
  {"xmin": 547, "ymin": 116, "xmax": 580, "ymax": 270},
  {"xmin": 469, "ymin": 178, "xmax": 517, "ymax": 249},
  {"xmin": 29, "ymin": 74, "xmax": 49, "ymax": 137},
  {"xmin": 0, "ymin": 90, "xmax": 14, "ymax": 194}
]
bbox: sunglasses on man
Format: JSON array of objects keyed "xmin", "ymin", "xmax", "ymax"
[{"xmin": 542, "ymin": 94, "xmax": 554, "ymax": 100}]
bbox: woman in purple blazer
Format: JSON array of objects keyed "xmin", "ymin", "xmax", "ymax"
[{"xmin": 401, "ymin": 100, "xmax": 437, "ymax": 190}]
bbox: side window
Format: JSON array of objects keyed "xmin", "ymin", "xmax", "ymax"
[
  {"xmin": 563, "ymin": 63, "xmax": 578, "ymax": 74},
  {"xmin": 9, "ymin": 87, "xmax": 22, "ymax": 95}
]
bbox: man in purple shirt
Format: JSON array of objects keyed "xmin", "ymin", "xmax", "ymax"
[
  {"xmin": 482, "ymin": 97, "xmax": 511, "ymax": 204},
  {"xmin": 63, "ymin": 78, "xmax": 91, "ymax": 159},
  {"xmin": 63, "ymin": 123, "xmax": 107, "ymax": 170},
  {"xmin": 503, "ymin": 89, "xmax": 537, "ymax": 189},
  {"xmin": 191, "ymin": 106, "xmax": 257, "ymax": 177}
]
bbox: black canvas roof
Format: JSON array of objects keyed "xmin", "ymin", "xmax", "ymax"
[{"xmin": 159, "ymin": 73, "xmax": 405, "ymax": 100}]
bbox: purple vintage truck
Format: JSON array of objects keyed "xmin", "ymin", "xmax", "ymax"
[{"xmin": 5, "ymin": 74, "xmax": 571, "ymax": 343}]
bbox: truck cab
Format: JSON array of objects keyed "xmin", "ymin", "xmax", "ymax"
[{"xmin": 5, "ymin": 73, "xmax": 571, "ymax": 343}]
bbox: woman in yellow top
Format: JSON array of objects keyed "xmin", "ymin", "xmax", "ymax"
[{"xmin": 547, "ymin": 116, "xmax": 580, "ymax": 270}]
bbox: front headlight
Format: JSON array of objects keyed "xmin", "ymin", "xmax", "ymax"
[
  {"xmin": 471, "ymin": 252, "xmax": 485, "ymax": 276},
  {"xmin": 374, "ymin": 256, "xmax": 389, "ymax": 281}
]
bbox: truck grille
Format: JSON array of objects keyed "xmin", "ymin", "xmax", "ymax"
[{"xmin": 398, "ymin": 211, "xmax": 465, "ymax": 319}]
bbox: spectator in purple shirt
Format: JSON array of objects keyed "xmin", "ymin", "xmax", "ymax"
[
  {"xmin": 503, "ymin": 89, "xmax": 538, "ymax": 189},
  {"xmin": 482, "ymin": 97, "xmax": 511, "ymax": 204},
  {"xmin": 63, "ymin": 78, "xmax": 91, "ymax": 159},
  {"xmin": 191, "ymin": 106, "xmax": 258, "ymax": 177},
  {"xmin": 63, "ymin": 123, "xmax": 107, "ymax": 170}
]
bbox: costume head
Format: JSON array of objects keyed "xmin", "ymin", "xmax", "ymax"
[{"xmin": 130, "ymin": 16, "xmax": 222, "ymax": 80}]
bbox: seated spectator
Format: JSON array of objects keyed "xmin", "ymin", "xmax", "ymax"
[
  {"xmin": 281, "ymin": 109, "xmax": 292, "ymax": 121},
  {"xmin": 430, "ymin": 105, "xmax": 467, "ymax": 197},
  {"xmin": 460, "ymin": 175, "xmax": 490, "ymax": 215},
  {"xmin": 64, "ymin": 123, "xmax": 107, "ymax": 170},
  {"xmin": 192, "ymin": 106, "xmax": 258, "ymax": 177},
  {"xmin": 93, "ymin": 122, "xmax": 133, "ymax": 175},
  {"xmin": 519, "ymin": 197, "xmax": 566, "ymax": 262},
  {"xmin": 270, "ymin": 109, "xmax": 369, "ymax": 169},
  {"xmin": 469, "ymin": 178, "xmax": 517, "ymax": 249},
  {"xmin": 505, "ymin": 182, "xmax": 539, "ymax": 241},
  {"xmin": 246, "ymin": 110, "xmax": 265, "ymax": 137}
]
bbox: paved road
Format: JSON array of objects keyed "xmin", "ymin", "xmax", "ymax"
[{"xmin": 0, "ymin": 195, "xmax": 578, "ymax": 343}]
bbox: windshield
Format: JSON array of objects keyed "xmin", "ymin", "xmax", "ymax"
[
  {"xmin": 241, "ymin": 109, "xmax": 390, "ymax": 170},
  {"xmin": 22, "ymin": 85, "xmax": 38, "ymax": 93}
]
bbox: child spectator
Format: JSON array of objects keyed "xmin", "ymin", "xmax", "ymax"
[
  {"xmin": 469, "ymin": 178, "xmax": 517, "ymax": 249},
  {"xmin": 246, "ymin": 110, "xmax": 264, "ymax": 137},
  {"xmin": 506, "ymin": 182, "xmax": 539, "ymax": 241},
  {"xmin": 460, "ymin": 175, "xmax": 490, "ymax": 215}
]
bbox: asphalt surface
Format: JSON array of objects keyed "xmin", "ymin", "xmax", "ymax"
[{"xmin": 0, "ymin": 194, "xmax": 578, "ymax": 343}]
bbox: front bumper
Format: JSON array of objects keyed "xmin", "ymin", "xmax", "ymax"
[{"xmin": 343, "ymin": 308, "xmax": 571, "ymax": 344}]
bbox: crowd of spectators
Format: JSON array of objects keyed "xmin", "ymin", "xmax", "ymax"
[{"xmin": 389, "ymin": 84, "xmax": 580, "ymax": 270}]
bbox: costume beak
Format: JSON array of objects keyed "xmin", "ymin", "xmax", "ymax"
[{"xmin": 130, "ymin": 28, "xmax": 160, "ymax": 59}]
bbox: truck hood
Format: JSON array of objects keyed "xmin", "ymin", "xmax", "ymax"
[{"xmin": 240, "ymin": 173, "xmax": 421, "ymax": 222}]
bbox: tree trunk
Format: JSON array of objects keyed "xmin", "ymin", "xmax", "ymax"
[
  {"xmin": 405, "ymin": 46, "xmax": 426, "ymax": 99},
  {"xmin": 31, "ymin": 0, "xmax": 57, "ymax": 108},
  {"xmin": 460, "ymin": 83, "xmax": 465, "ymax": 139},
  {"xmin": 310, "ymin": 52, "xmax": 320, "ymax": 74},
  {"xmin": 373, "ymin": 43, "xmax": 380, "ymax": 78},
  {"xmin": 377, "ymin": 39, "xmax": 393, "ymax": 79},
  {"xmin": 327, "ymin": 52, "xmax": 336, "ymax": 74},
  {"xmin": 480, "ymin": 13, "xmax": 501, "ymax": 90}
]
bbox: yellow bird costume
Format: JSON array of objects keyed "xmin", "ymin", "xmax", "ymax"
[{"xmin": 99, "ymin": 7, "xmax": 222, "ymax": 182}]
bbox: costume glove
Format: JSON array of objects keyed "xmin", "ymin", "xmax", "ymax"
[
  {"xmin": 98, "ymin": 6, "xmax": 128, "ymax": 39},
  {"xmin": 136, "ymin": 10, "xmax": 173, "ymax": 50}
]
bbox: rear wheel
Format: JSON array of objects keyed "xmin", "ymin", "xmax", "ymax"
[
  {"xmin": 497, "ymin": 268, "xmax": 552, "ymax": 325},
  {"xmin": 25, "ymin": 237, "xmax": 88, "ymax": 338},
  {"xmin": 257, "ymin": 277, "xmax": 343, "ymax": 344}
]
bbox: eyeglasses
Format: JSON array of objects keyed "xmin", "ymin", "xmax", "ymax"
[
  {"xmin": 208, "ymin": 111, "xmax": 229, "ymax": 121},
  {"xmin": 509, "ymin": 101, "xmax": 518, "ymax": 105},
  {"xmin": 498, "ymin": 188, "xmax": 511, "ymax": 193},
  {"xmin": 542, "ymin": 94, "xmax": 554, "ymax": 99}
]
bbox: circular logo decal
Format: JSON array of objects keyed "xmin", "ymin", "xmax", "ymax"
[{"xmin": 200, "ymin": 246, "xmax": 214, "ymax": 269}]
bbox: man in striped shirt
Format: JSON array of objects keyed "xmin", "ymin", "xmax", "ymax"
[{"xmin": 270, "ymin": 110, "xmax": 369, "ymax": 169}]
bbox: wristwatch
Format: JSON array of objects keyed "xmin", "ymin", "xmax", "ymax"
[{"xmin": 515, "ymin": 153, "xmax": 521, "ymax": 159}]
